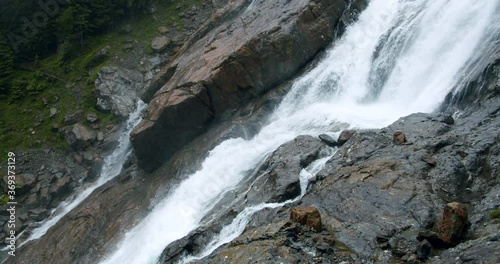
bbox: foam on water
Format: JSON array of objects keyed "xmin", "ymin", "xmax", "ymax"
[
  {"xmin": 18, "ymin": 100, "xmax": 146, "ymax": 247},
  {"xmin": 102, "ymin": 0, "xmax": 499, "ymax": 263}
]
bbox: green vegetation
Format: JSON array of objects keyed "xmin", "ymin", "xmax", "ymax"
[
  {"xmin": 0, "ymin": 195, "xmax": 10, "ymax": 206},
  {"xmin": 490, "ymin": 209, "xmax": 500, "ymax": 219},
  {"xmin": 0, "ymin": 0, "xmax": 205, "ymax": 155}
]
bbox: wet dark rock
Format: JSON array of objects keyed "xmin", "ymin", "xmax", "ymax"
[
  {"xmin": 416, "ymin": 239, "xmax": 432, "ymax": 260},
  {"xmin": 49, "ymin": 176, "xmax": 72, "ymax": 198},
  {"xmin": 29, "ymin": 209, "xmax": 49, "ymax": 222},
  {"xmin": 141, "ymin": 64, "xmax": 177, "ymax": 103},
  {"xmin": 318, "ymin": 134, "xmax": 337, "ymax": 147},
  {"xmin": 158, "ymin": 26, "xmax": 169, "ymax": 34},
  {"xmin": 337, "ymin": 130, "xmax": 356, "ymax": 146},
  {"xmin": 430, "ymin": 233, "xmax": 500, "ymax": 264},
  {"xmin": 246, "ymin": 135, "xmax": 325, "ymax": 204}
]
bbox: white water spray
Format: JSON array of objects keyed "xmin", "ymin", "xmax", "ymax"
[
  {"xmin": 103, "ymin": 0, "xmax": 499, "ymax": 263},
  {"xmin": 181, "ymin": 150, "xmax": 335, "ymax": 263},
  {"xmin": 18, "ymin": 100, "xmax": 146, "ymax": 247}
]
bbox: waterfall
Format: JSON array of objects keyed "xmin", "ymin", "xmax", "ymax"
[
  {"xmin": 102, "ymin": 0, "xmax": 499, "ymax": 263},
  {"xmin": 17, "ymin": 100, "xmax": 146, "ymax": 247},
  {"xmin": 180, "ymin": 151, "xmax": 335, "ymax": 263}
]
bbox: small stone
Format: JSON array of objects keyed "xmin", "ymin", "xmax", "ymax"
[
  {"xmin": 290, "ymin": 206, "xmax": 322, "ymax": 232},
  {"xmin": 73, "ymin": 153, "xmax": 83, "ymax": 165},
  {"xmin": 97, "ymin": 131, "xmax": 104, "ymax": 142},
  {"xmin": 86, "ymin": 112, "xmax": 98, "ymax": 123},
  {"xmin": 421, "ymin": 155, "xmax": 437, "ymax": 166},
  {"xmin": 64, "ymin": 124, "xmax": 96, "ymax": 150},
  {"xmin": 124, "ymin": 43, "xmax": 133, "ymax": 50},
  {"xmin": 63, "ymin": 110, "xmax": 84, "ymax": 125},
  {"xmin": 50, "ymin": 107, "xmax": 57, "ymax": 117},
  {"xmin": 316, "ymin": 242, "xmax": 332, "ymax": 253},
  {"xmin": 393, "ymin": 130, "xmax": 407, "ymax": 145},
  {"xmin": 158, "ymin": 26, "xmax": 169, "ymax": 34},
  {"xmin": 51, "ymin": 123, "xmax": 59, "ymax": 132},
  {"xmin": 54, "ymin": 172, "xmax": 64, "ymax": 179},
  {"xmin": 151, "ymin": 36, "xmax": 171, "ymax": 53}
]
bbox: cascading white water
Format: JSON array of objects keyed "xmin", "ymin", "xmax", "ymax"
[
  {"xmin": 17, "ymin": 100, "xmax": 146, "ymax": 247},
  {"xmin": 102, "ymin": 0, "xmax": 499, "ymax": 263},
  {"xmin": 181, "ymin": 150, "xmax": 335, "ymax": 263}
]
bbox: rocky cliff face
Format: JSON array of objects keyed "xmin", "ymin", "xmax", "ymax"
[
  {"xmin": 8, "ymin": 2, "xmax": 368, "ymax": 263},
  {"xmin": 9, "ymin": 2, "xmax": 498, "ymax": 264},
  {"xmin": 157, "ymin": 58, "xmax": 500, "ymax": 263},
  {"xmin": 131, "ymin": 0, "xmax": 367, "ymax": 171}
]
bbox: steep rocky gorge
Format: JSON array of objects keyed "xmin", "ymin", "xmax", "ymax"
[
  {"xmin": 130, "ymin": 0, "xmax": 368, "ymax": 171},
  {"xmin": 7, "ymin": 0, "xmax": 369, "ymax": 263},
  {"xmin": 5, "ymin": 0, "xmax": 499, "ymax": 263},
  {"xmin": 160, "ymin": 57, "xmax": 500, "ymax": 263}
]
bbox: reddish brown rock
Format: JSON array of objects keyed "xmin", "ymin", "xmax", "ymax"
[
  {"xmin": 132, "ymin": 0, "xmax": 357, "ymax": 171},
  {"xmin": 131, "ymin": 83, "xmax": 213, "ymax": 171},
  {"xmin": 290, "ymin": 206, "xmax": 322, "ymax": 232},
  {"xmin": 434, "ymin": 202, "xmax": 469, "ymax": 246},
  {"xmin": 393, "ymin": 130, "xmax": 407, "ymax": 145}
]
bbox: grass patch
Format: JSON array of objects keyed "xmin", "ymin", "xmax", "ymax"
[
  {"xmin": 0, "ymin": 0, "xmax": 206, "ymax": 154},
  {"xmin": 490, "ymin": 209, "xmax": 500, "ymax": 219}
]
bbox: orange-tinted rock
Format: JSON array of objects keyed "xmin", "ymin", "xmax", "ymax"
[
  {"xmin": 393, "ymin": 130, "xmax": 407, "ymax": 145},
  {"xmin": 132, "ymin": 0, "xmax": 355, "ymax": 171},
  {"xmin": 130, "ymin": 83, "xmax": 213, "ymax": 171},
  {"xmin": 434, "ymin": 202, "xmax": 469, "ymax": 246},
  {"xmin": 290, "ymin": 206, "xmax": 322, "ymax": 232}
]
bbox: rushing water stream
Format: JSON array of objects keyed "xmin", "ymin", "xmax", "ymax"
[
  {"xmin": 16, "ymin": 101, "xmax": 146, "ymax": 247},
  {"xmin": 103, "ymin": 0, "xmax": 499, "ymax": 263}
]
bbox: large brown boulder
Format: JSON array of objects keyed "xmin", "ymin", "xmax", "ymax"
[
  {"xmin": 131, "ymin": 83, "xmax": 213, "ymax": 170},
  {"xmin": 132, "ymin": 0, "xmax": 362, "ymax": 171},
  {"xmin": 434, "ymin": 202, "xmax": 469, "ymax": 246}
]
